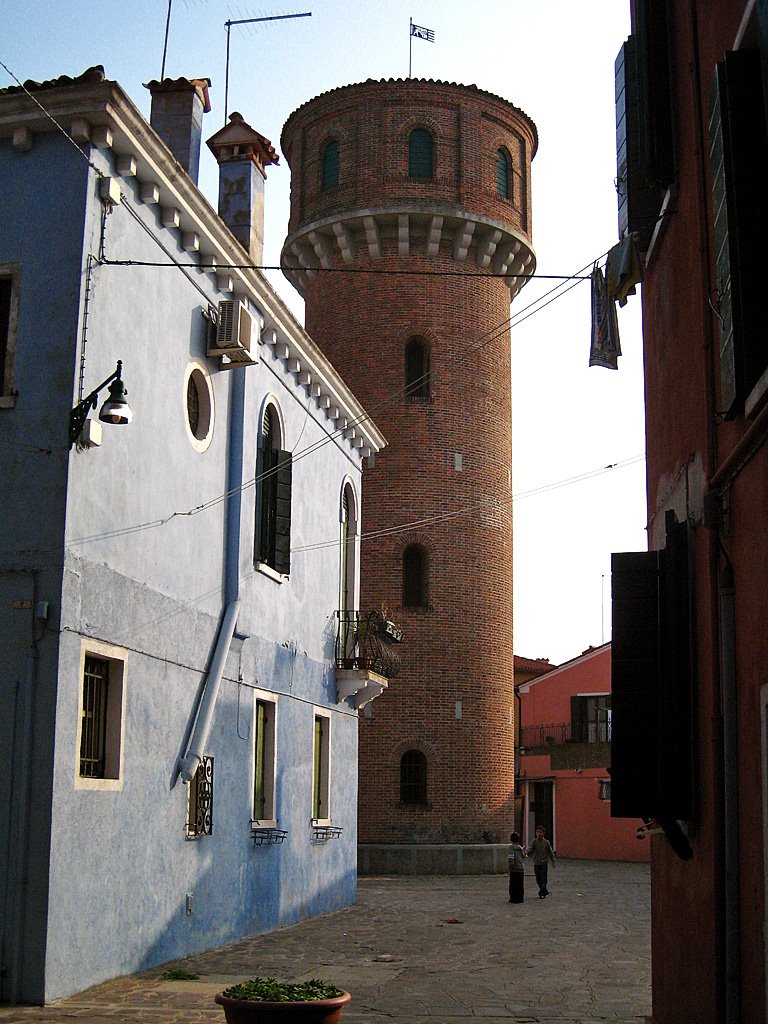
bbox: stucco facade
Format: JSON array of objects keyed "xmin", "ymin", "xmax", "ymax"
[
  {"xmin": 518, "ymin": 644, "xmax": 648, "ymax": 862},
  {"xmin": 0, "ymin": 70, "xmax": 384, "ymax": 1003}
]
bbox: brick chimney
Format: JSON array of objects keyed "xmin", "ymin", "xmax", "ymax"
[
  {"xmin": 144, "ymin": 77, "xmax": 211, "ymax": 184},
  {"xmin": 206, "ymin": 112, "xmax": 279, "ymax": 265}
]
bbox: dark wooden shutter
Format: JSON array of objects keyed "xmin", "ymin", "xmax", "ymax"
[
  {"xmin": 496, "ymin": 149, "xmax": 510, "ymax": 198},
  {"xmin": 611, "ymin": 550, "xmax": 661, "ymax": 817},
  {"xmin": 708, "ymin": 51, "xmax": 768, "ymax": 417},
  {"xmin": 634, "ymin": 0, "xmax": 675, "ymax": 188},
  {"xmin": 273, "ymin": 450, "xmax": 292, "ymax": 576},
  {"xmin": 615, "ymin": 38, "xmax": 662, "ymax": 246},
  {"xmin": 0, "ymin": 278, "xmax": 11, "ymax": 393},
  {"xmin": 570, "ymin": 696, "xmax": 586, "ymax": 744},
  {"xmin": 258, "ymin": 443, "xmax": 277, "ymax": 565},
  {"xmin": 611, "ymin": 513, "xmax": 695, "ymax": 821}
]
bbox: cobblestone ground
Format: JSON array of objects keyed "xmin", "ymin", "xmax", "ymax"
[{"xmin": 0, "ymin": 860, "xmax": 651, "ymax": 1023}]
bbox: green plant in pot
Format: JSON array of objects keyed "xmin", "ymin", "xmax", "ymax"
[{"xmin": 214, "ymin": 977, "xmax": 351, "ymax": 1024}]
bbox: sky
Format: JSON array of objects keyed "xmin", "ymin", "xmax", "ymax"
[{"xmin": 1, "ymin": 0, "xmax": 648, "ymax": 665}]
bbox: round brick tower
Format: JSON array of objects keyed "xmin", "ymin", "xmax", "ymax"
[{"xmin": 281, "ymin": 79, "xmax": 537, "ymax": 846}]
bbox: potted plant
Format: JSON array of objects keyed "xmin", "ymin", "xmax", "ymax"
[{"xmin": 215, "ymin": 977, "xmax": 351, "ymax": 1024}]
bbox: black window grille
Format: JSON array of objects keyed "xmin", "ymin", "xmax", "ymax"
[
  {"xmin": 408, "ymin": 128, "xmax": 434, "ymax": 179},
  {"xmin": 496, "ymin": 148, "xmax": 511, "ymax": 198},
  {"xmin": 400, "ymin": 749, "xmax": 427, "ymax": 804},
  {"xmin": 405, "ymin": 336, "xmax": 430, "ymax": 398},
  {"xmin": 321, "ymin": 140, "xmax": 339, "ymax": 190},
  {"xmin": 402, "ymin": 543, "xmax": 428, "ymax": 608},
  {"xmin": 80, "ymin": 656, "xmax": 109, "ymax": 778},
  {"xmin": 187, "ymin": 755, "xmax": 214, "ymax": 836}
]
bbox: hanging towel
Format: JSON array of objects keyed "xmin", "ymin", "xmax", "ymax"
[
  {"xmin": 589, "ymin": 263, "xmax": 622, "ymax": 369},
  {"xmin": 606, "ymin": 234, "xmax": 644, "ymax": 306}
]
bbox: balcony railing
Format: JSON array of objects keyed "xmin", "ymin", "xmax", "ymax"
[
  {"xmin": 520, "ymin": 720, "xmax": 611, "ymax": 749},
  {"xmin": 335, "ymin": 610, "xmax": 402, "ymax": 679}
]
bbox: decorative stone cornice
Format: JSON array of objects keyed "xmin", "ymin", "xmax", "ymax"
[{"xmin": 281, "ymin": 205, "xmax": 536, "ymax": 300}]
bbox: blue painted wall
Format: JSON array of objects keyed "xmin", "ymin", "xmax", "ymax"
[{"xmin": 0, "ymin": 103, "xmax": 365, "ymax": 1003}]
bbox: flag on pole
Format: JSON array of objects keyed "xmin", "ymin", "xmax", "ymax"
[{"xmin": 411, "ymin": 22, "xmax": 435, "ymax": 42}]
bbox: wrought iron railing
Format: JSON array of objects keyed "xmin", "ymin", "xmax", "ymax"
[
  {"xmin": 335, "ymin": 610, "xmax": 402, "ymax": 679},
  {"xmin": 519, "ymin": 721, "xmax": 611, "ymax": 749}
]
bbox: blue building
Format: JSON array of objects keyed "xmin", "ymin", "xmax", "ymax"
[{"xmin": 0, "ymin": 67, "xmax": 388, "ymax": 1003}]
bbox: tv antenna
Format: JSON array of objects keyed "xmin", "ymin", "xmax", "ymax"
[{"xmin": 224, "ymin": 12, "xmax": 312, "ymax": 121}]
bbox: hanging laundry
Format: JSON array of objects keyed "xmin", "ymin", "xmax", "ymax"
[
  {"xmin": 606, "ymin": 234, "xmax": 644, "ymax": 306},
  {"xmin": 589, "ymin": 263, "xmax": 622, "ymax": 369}
]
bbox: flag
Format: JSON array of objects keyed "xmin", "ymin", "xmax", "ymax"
[
  {"xmin": 589, "ymin": 264, "xmax": 622, "ymax": 369},
  {"xmin": 411, "ymin": 23, "xmax": 435, "ymax": 42}
]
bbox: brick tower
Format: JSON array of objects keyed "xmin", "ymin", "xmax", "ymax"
[{"xmin": 281, "ymin": 79, "xmax": 537, "ymax": 846}]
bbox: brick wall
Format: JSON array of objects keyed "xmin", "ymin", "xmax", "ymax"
[{"xmin": 282, "ymin": 79, "xmax": 536, "ymax": 843}]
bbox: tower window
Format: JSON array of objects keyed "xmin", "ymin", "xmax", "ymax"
[
  {"xmin": 408, "ymin": 128, "xmax": 434, "ymax": 179},
  {"xmin": 403, "ymin": 543, "xmax": 428, "ymax": 608},
  {"xmin": 321, "ymin": 139, "xmax": 339, "ymax": 190},
  {"xmin": 496, "ymin": 148, "xmax": 512, "ymax": 199},
  {"xmin": 400, "ymin": 749, "xmax": 428, "ymax": 804},
  {"xmin": 404, "ymin": 336, "xmax": 430, "ymax": 398}
]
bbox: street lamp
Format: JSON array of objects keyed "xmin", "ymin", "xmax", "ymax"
[{"xmin": 69, "ymin": 360, "xmax": 132, "ymax": 448}]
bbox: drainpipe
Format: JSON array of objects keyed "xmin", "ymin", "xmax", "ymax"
[
  {"xmin": 177, "ymin": 369, "xmax": 245, "ymax": 783},
  {"xmin": 720, "ymin": 563, "xmax": 739, "ymax": 1024}
]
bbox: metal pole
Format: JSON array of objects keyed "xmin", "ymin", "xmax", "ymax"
[
  {"xmin": 224, "ymin": 12, "xmax": 311, "ymax": 123},
  {"xmin": 161, "ymin": 0, "xmax": 173, "ymax": 79},
  {"xmin": 409, "ymin": 18, "xmax": 413, "ymax": 78}
]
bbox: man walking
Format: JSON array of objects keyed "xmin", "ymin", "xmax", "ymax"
[{"xmin": 527, "ymin": 825, "xmax": 556, "ymax": 898}]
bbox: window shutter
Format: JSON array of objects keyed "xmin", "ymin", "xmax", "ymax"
[
  {"xmin": 313, "ymin": 717, "xmax": 323, "ymax": 819},
  {"xmin": 321, "ymin": 140, "xmax": 339, "ymax": 190},
  {"xmin": 610, "ymin": 550, "xmax": 661, "ymax": 817},
  {"xmin": 258, "ymin": 443, "xmax": 278, "ymax": 564},
  {"xmin": 254, "ymin": 701, "xmax": 266, "ymax": 819},
  {"xmin": 0, "ymin": 278, "xmax": 11, "ymax": 390},
  {"xmin": 570, "ymin": 696, "xmax": 586, "ymax": 744},
  {"xmin": 408, "ymin": 129, "xmax": 434, "ymax": 179},
  {"xmin": 615, "ymin": 37, "xmax": 661, "ymax": 246},
  {"xmin": 708, "ymin": 51, "xmax": 768, "ymax": 417},
  {"xmin": 274, "ymin": 450, "xmax": 292, "ymax": 576},
  {"xmin": 634, "ymin": 0, "xmax": 675, "ymax": 188},
  {"xmin": 496, "ymin": 149, "xmax": 510, "ymax": 198}
]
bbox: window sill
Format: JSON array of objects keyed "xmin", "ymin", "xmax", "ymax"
[
  {"xmin": 75, "ymin": 777, "xmax": 123, "ymax": 792},
  {"xmin": 0, "ymin": 394, "xmax": 17, "ymax": 409},
  {"xmin": 256, "ymin": 562, "xmax": 288, "ymax": 584}
]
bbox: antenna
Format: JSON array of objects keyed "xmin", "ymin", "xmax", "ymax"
[
  {"xmin": 161, "ymin": 0, "xmax": 174, "ymax": 80},
  {"xmin": 224, "ymin": 12, "xmax": 312, "ymax": 122}
]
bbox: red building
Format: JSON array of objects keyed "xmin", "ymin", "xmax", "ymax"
[
  {"xmin": 518, "ymin": 644, "xmax": 647, "ymax": 862},
  {"xmin": 610, "ymin": 2, "xmax": 768, "ymax": 1021},
  {"xmin": 281, "ymin": 80, "xmax": 537, "ymax": 849}
]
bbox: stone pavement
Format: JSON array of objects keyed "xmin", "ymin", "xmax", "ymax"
[{"xmin": 0, "ymin": 860, "xmax": 651, "ymax": 1023}]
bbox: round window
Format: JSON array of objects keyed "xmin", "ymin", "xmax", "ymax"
[{"xmin": 184, "ymin": 364, "xmax": 214, "ymax": 452}]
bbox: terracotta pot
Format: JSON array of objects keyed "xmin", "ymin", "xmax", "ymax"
[{"xmin": 215, "ymin": 990, "xmax": 351, "ymax": 1024}]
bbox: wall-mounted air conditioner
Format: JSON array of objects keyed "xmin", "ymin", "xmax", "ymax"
[{"xmin": 207, "ymin": 299, "xmax": 256, "ymax": 367}]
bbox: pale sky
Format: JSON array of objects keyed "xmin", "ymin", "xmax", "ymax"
[{"xmin": 2, "ymin": 0, "xmax": 647, "ymax": 665}]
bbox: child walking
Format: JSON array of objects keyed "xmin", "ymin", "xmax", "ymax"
[
  {"xmin": 507, "ymin": 831, "xmax": 526, "ymax": 903},
  {"xmin": 527, "ymin": 825, "xmax": 556, "ymax": 898}
]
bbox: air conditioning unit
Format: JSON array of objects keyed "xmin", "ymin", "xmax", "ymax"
[{"xmin": 208, "ymin": 299, "xmax": 256, "ymax": 366}]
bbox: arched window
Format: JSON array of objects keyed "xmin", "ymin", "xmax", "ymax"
[
  {"xmin": 408, "ymin": 128, "xmax": 434, "ymax": 179},
  {"xmin": 321, "ymin": 139, "xmax": 339, "ymax": 190},
  {"xmin": 404, "ymin": 336, "xmax": 430, "ymax": 398},
  {"xmin": 403, "ymin": 543, "xmax": 428, "ymax": 608},
  {"xmin": 256, "ymin": 404, "xmax": 292, "ymax": 575},
  {"xmin": 339, "ymin": 482, "xmax": 358, "ymax": 662},
  {"xmin": 496, "ymin": 148, "xmax": 512, "ymax": 199},
  {"xmin": 400, "ymin": 749, "xmax": 427, "ymax": 804}
]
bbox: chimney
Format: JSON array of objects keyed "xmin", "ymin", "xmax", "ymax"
[
  {"xmin": 206, "ymin": 112, "xmax": 279, "ymax": 265},
  {"xmin": 144, "ymin": 77, "xmax": 211, "ymax": 184}
]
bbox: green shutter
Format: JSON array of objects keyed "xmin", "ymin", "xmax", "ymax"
[
  {"xmin": 254, "ymin": 701, "xmax": 266, "ymax": 819},
  {"xmin": 274, "ymin": 450, "xmax": 292, "ymax": 576},
  {"xmin": 313, "ymin": 717, "xmax": 323, "ymax": 819},
  {"xmin": 408, "ymin": 129, "xmax": 433, "ymax": 179},
  {"xmin": 496, "ymin": 149, "xmax": 510, "ymax": 198},
  {"xmin": 321, "ymin": 140, "xmax": 339, "ymax": 190}
]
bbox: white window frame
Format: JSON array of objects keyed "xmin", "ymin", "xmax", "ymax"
[
  {"xmin": 251, "ymin": 689, "xmax": 278, "ymax": 826},
  {"xmin": 312, "ymin": 707, "xmax": 332, "ymax": 825},
  {"xmin": 183, "ymin": 359, "xmax": 215, "ymax": 452},
  {"xmin": 74, "ymin": 639, "xmax": 127, "ymax": 791}
]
